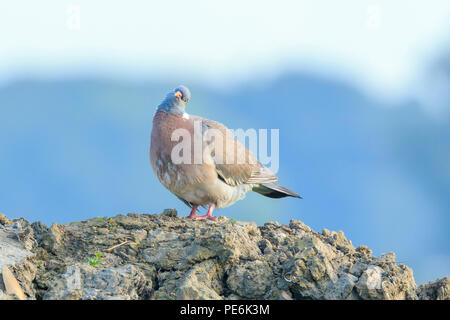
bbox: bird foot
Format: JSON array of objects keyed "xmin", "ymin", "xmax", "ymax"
[
  {"xmin": 186, "ymin": 204, "xmax": 217, "ymax": 221},
  {"xmin": 186, "ymin": 213, "xmax": 217, "ymax": 221}
]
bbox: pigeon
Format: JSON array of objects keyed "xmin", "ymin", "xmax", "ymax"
[{"xmin": 150, "ymin": 85, "xmax": 301, "ymax": 221}]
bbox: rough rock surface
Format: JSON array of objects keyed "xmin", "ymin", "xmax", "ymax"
[{"xmin": 0, "ymin": 210, "xmax": 448, "ymax": 300}]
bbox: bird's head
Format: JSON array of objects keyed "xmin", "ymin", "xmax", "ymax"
[
  {"xmin": 157, "ymin": 85, "xmax": 191, "ymax": 115},
  {"xmin": 173, "ymin": 85, "xmax": 191, "ymax": 103}
]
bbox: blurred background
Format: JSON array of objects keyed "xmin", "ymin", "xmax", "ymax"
[{"xmin": 0, "ymin": 1, "xmax": 449, "ymax": 284}]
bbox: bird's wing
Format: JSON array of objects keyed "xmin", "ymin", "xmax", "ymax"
[{"xmin": 190, "ymin": 115, "xmax": 278, "ymax": 186}]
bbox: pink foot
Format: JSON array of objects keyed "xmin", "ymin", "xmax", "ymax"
[
  {"xmin": 186, "ymin": 204, "xmax": 217, "ymax": 221},
  {"xmin": 186, "ymin": 205, "xmax": 199, "ymax": 220}
]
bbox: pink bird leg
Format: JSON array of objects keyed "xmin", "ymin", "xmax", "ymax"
[{"xmin": 187, "ymin": 204, "xmax": 217, "ymax": 221}]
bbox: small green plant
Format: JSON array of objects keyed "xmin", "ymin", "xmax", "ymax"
[
  {"xmin": 87, "ymin": 253, "xmax": 103, "ymax": 267},
  {"xmin": 230, "ymin": 218, "xmax": 236, "ymax": 225},
  {"xmin": 105, "ymin": 218, "xmax": 117, "ymax": 231}
]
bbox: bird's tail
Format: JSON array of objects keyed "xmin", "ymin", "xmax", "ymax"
[{"xmin": 253, "ymin": 182, "xmax": 302, "ymax": 199}]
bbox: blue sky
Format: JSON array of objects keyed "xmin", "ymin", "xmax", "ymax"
[{"xmin": 1, "ymin": 1, "xmax": 449, "ymax": 101}]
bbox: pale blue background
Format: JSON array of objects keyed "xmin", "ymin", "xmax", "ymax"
[{"xmin": 0, "ymin": 1, "xmax": 449, "ymax": 284}]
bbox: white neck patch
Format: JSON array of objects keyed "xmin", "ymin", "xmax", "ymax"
[{"xmin": 182, "ymin": 112, "xmax": 190, "ymax": 119}]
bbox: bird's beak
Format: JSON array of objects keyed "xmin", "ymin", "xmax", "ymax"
[{"xmin": 174, "ymin": 91, "xmax": 182, "ymax": 99}]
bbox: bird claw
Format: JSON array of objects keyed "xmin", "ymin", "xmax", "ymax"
[
  {"xmin": 186, "ymin": 214, "xmax": 217, "ymax": 221},
  {"xmin": 187, "ymin": 215, "xmax": 205, "ymax": 221}
]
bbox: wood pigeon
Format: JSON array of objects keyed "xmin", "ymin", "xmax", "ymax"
[{"xmin": 150, "ymin": 85, "xmax": 301, "ymax": 220}]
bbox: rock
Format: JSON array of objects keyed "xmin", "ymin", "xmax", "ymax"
[
  {"xmin": 2, "ymin": 266, "xmax": 27, "ymax": 300},
  {"xmin": 0, "ymin": 219, "xmax": 36, "ymax": 300},
  {"xmin": 418, "ymin": 277, "xmax": 449, "ymax": 300},
  {"xmin": 36, "ymin": 222, "xmax": 65, "ymax": 254},
  {"xmin": 379, "ymin": 252, "xmax": 396, "ymax": 263},
  {"xmin": 226, "ymin": 260, "xmax": 272, "ymax": 298},
  {"xmin": 278, "ymin": 290, "xmax": 293, "ymax": 300},
  {"xmin": 43, "ymin": 264, "xmax": 153, "ymax": 300},
  {"xmin": 0, "ymin": 213, "xmax": 13, "ymax": 226},
  {"xmin": 0, "ymin": 227, "xmax": 34, "ymax": 270},
  {"xmin": 356, "ymin": 245, "xmax": 372, "ymax": 256},
  {"xmin": 355, "ymin": 265, "xmax": 384, "ymax": 299},
  {"xmin": 0, "ymin": 210, "xmax": 447, "ymax": 300},
  {"xmin": 161, "ymin": 209, "xmax": 177, "ymax": 218},
  {"xmin": 176, "ymin": 260, "xmax": 223, "ymax": 300}
]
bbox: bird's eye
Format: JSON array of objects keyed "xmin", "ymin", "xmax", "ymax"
[{"xmin": 174, "ymin": 91, "xmax": 183, "ymax": 99}]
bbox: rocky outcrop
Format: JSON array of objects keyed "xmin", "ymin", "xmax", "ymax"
[{"xmin": 0, "ymin": 210, "xmax": 448, "ymax": 300}]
